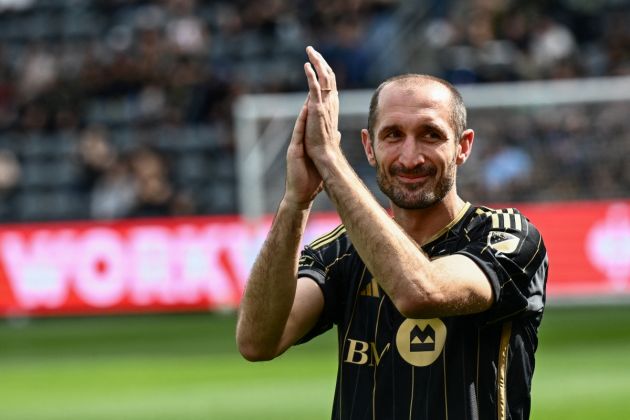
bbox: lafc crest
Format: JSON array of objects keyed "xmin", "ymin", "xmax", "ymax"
[{"xmin": 487, "ymin": 231, "xmax": 520, "ymax": 254}]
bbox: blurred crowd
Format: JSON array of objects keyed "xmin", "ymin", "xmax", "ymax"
[
  {"xmin": 0, "ymin": 0, "xmax": 628, "ymax": 221},
  {"xmin": 460, "ymin": 102, "xmax": 630, "ymax": 204}
]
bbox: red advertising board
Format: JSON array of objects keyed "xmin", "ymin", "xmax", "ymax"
[
  {"xmin": 517, "ymin": 200, "xmax": 630, "ymax": 296},
  {"xmin": 0, "ymin": 199, "xmax": 628, "ymax": 317}
]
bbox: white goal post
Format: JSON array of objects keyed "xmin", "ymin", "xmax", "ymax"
[{"xmin": 234, "ymin": 76, "xmax": 630, "ymax": 220}]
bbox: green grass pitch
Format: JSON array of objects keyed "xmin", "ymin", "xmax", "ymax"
[{"xmin": 0, "ymin": 304, "xmax": 629, "ymax": 419}]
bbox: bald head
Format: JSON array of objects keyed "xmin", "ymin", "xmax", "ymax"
[{"xmin": 367, "ymin": 74, "xmax": 467, "ymax": 141}]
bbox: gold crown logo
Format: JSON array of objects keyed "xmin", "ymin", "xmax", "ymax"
[{"xmin": 409, "ymin": 325, "xmax": 435, "ymax": 352}]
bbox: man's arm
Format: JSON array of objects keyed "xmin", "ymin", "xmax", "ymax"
[
  {"xmin": 316, "ymin": 152, "xmax": 491, "ymax": 319},
  {"xmin": 236, "ymin": 101, "xmax": 325, "ymax": 361},
  {"xmin": 236, "ymin": 200, "xmax": 324, "ymax": 361},
  {"xmin": 302, "ymin": 47, "xmax": 492, "ymax": 319}
]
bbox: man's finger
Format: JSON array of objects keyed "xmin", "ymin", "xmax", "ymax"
[
  {"xmin": 290, "ymin": 98, "xmax": 309, "ymax": 145},
  {"xmin": 307, "ymin": 46, "xmax": 334, "ymax": 91},
  {"xmin": 304, "ymin": 62, "xmax": 322, "ymax": 102},
  {"xmin": 306, "ymin": 46, "xmax": 337, "ymax": 92}
]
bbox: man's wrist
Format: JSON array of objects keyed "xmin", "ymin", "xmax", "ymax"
[
  {"xmin": 312, "ymin": 148, "xmax": 349, "ymax": 185},
  {"xmin": 280, "ymin": 195, "xmax": 314, "ymax": 212}
]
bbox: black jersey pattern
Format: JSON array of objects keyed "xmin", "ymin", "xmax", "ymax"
[{"xmin": 297, "ymin": 203, "xmax": 548, "ymax": 420}]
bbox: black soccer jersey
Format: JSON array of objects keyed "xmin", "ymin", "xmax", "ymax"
[{"xmin": 297, "ymin": 203, "xmax": 548, "ymax": 420}]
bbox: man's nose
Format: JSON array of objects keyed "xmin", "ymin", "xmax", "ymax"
[{"xmin": 398, "ymin": 137, "xmax": 425, "ymax": 168}]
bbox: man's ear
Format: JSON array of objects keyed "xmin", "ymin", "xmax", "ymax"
[
  {"xmin": 456, "ymin": 129, "xmax": 474, "ymax": 165},
  {"xmin": 361, "ymin": 129, "xmax": 377, "ymax": 167}
]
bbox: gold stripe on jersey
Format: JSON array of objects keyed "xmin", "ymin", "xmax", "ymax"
[
  {"xmin": 409, "ymin": 367, "xmax": 415, "ymax": 419},
  {"xmin": 324, "ymin": 253, "xmax": 353, "ymax": 273},
  {"xmin": 339, "ymin": 265, "xmax": 369, "ymax": 419},
  {"xmin": 298, "ymin": 255, "xmax": 316, "ymax": 268},
  {"xmin": 443, "ymin": 348, "xmax": 449, "ymax": 420},
  {"xmin": 477, "ymin": 207, "xmax": 524, "ymax": 231},
  {"xmin": 309, "ymin": 225, "xmax": 346, "ymax": 250},
  {"xmin": 360, "ymin": 278, "xmax": 380, "ymax": 298},
  {"xmin": 372, "ymin": 296, "xmax": 386, "ymax": 420},
  {"xmin": 522, "ymin": 230, "xmax": 542, "ymax": 272},
  {"xmin": 463, "ymin": 227, "xmax": 472, "ymax": 243},
  {"xmin": 502, "ymin": 213, "xmax": 511, "ymax": 229},
  {"xmin": 423, "ymin": 202, "xmax": 471, "ymax": 245},
  {"xmin": 497, "ymin": 321, "xmax": 512, "ymax": 420},
  {"xmin": 491, "ymin": 213, "xmax": 500, "ymax": 229},
  {"xmin": 476, "ymin": 329, "xmax": 481, "ymax": 416}
]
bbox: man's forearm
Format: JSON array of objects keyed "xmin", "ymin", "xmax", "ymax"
[
  {"xmin": 316, "ymin": 154, "xmax": 438, "ymax": 316},
  {"xmin": 236, "ymin": 198, "xmax": 311, "ymax": 360}
]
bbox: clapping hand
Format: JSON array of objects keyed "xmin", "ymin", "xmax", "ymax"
[{"xmin": 303, "ymin": 46, "xmax": 341, "ymax": 163}]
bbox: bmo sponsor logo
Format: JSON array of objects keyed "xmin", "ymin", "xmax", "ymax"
[{"xmin": 0, "ymin": 222, "xmax": 264, "ymax": 313}]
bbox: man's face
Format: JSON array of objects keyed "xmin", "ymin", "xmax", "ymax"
[{"xmin": 364, "ymin": 81, "xmax": 461, "ymax": 210}]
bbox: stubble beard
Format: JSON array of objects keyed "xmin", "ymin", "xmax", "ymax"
[{"xmin": 376, "ymin": 159, "xmax": 456, "ymax": 210}]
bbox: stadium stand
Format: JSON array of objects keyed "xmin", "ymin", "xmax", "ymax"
[{"xmin": 0, "ymin": 0, "xmax": 628, "ymax": 221}]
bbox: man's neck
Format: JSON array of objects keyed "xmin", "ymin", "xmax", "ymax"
[{"xmin": 391, "ymin": 193, "xmax": 467, "ymax": 246}]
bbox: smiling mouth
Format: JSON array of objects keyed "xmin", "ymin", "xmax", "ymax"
[
  {"xmin": 396, "ymin": 173, "xmax": 431, "ymax": 183},
  {"xmin": 390, "ymin": 164, "xmax": 437, "ymax": 184}
]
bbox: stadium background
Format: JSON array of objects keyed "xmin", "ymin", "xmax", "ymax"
[{"xmin": 0, "ymin": 0, "xmax": 629, "ymax": 419}]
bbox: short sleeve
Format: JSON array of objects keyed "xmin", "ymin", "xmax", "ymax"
[
  {"xmin": 456, "ymin": 209, "xmax": 548, "ymax": 324},
  {"xmin": 296, "ymin": 245, "xmax": 342, "ymax": 343}
]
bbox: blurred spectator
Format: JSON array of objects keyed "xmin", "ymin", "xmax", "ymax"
[
  {"xmin": 126, "ymin": 146, "xmax": 192, "ymax": 218},
  {"xmin": 482, "ymin": 143, "xmax": 533, "ymax": 197},
  {"xmin": 529, "ymin": 16, "xmax": 579, "ymax": 78},
  {"xmin": 0, "ymin": 0, "xmax": 626, "ymax": 221},
  {"xmin": 76, "ymin": 125, "xmax": 117, "ymax": 194},
  {"xmin": 164, "ymin": 0, "xmax": 210, "ymax": 56},
  {"xmin": 17, "ymin": 43, "xmax": 58, "ymax": 101},
  {"xmin": 0, "ymin": 149, "xmax": 20, "ymax": 220},
  {"xmin": 90, "ymin": 157, "xmax": 137, "ymax": 219},
  {"xmin": 0, "ymin": 47, "xmax": 16, "ymax": 130},
  {"xmin": 319, "ymin": 17, "xmax": 370, "ymax": 88}
]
